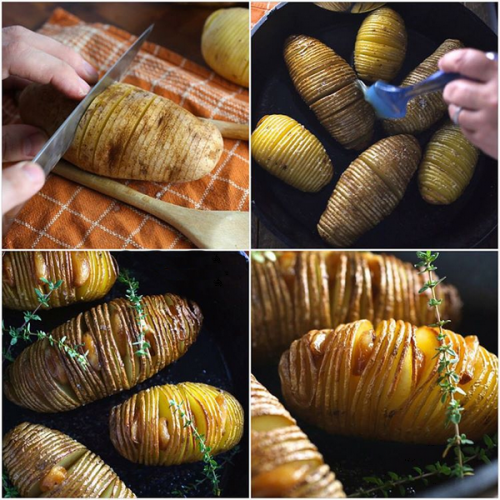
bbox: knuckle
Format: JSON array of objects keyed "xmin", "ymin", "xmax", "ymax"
[{"xmin": 4, "ymin": 25, "xmax": 27, "ymax": 42}]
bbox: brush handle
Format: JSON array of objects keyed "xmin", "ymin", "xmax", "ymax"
[{"xmin": 406, "ymin": 70, "xmax": 462, "ymax": 98}]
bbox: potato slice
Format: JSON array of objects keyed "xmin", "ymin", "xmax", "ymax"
[{"xmin": 315, "ymin": 2, "xmax": 385, "ymax": 13}]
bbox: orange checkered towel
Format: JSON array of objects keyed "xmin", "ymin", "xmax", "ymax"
[
  {"xmin": 251, "ymin": 2, "xmax": 279, "ymax": 28},
  {"xmin": 3, "ymin": 8, "xmax": 249, "ymax": 249}
]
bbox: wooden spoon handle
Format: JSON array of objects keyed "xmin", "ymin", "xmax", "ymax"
[{"xmin": 202, "ymin": 118, "xmax": 248, "ymax": 141}]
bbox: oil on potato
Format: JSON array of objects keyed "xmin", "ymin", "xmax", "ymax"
[
  {"xmin": 3, "ymin": 423, "xmax": 135, "ymax": 497},
  {"xmin": 354, "ymin": 7, "xmax": 407, "ymax": 82},
  {"xmin": 2, "ymin": 251, "xmax": 118, "ymax": 310},
  {"xmin": 280, "ymin": 319, "xmax": 498, "ymax": 444},
  {"xmin": 4, "ymin": 294, "xmax": 202, "ymax": 412},
  {"xmin": 251, "ymin": 114, "xmax": 333, "ymax": 192},
  {"xmin": 418, "ymin": 122, "xmax": 479, "ymax": 204},
  {"xmin": 201, "ymin": 7, "xmax": 249, "ymax": 87},
  {"xmin": 317, "ymin": 135, "xmax": 421, "ymax": 247},
  {"xmin": 383, "ymin": 39, "xmax": 463, "ymax": 135},
  {"xmin": 109, "ymin": 382, "xmax": 243, "ymax": 465},
  {"xmin": 284, "ymin": 34, "xmax": 375, "ymax": 150},
  {"xmin": 252, "ymin": 251, "xmax": 461, "ymax": 362},
  {"xmin": 19, "ymin": 82, "xmax": 224, "ymax": 183},
  {"xmin": 251, "ymin": 375, "xmax": 345, "ymax": 498}
]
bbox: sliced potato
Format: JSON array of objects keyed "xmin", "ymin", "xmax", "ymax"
[
  {"xmin": 418, "ymin": 122, "xmax": 479, "ymax": 204},
  {"xmin": 251, "ymin": 114, "xmax": 333, "ymax": 192},
  {"xmin": 354, "ymin": 7, "xmax": 407, "ymax": 82},
  {"xmin": 383, "ymin": 39, "xmax": 463, "ymax": 135},
  {"xmin": 315, "ymin": 3, "xmax": 385, "ymax": 13},
  {"xmin": 19, "ymin": 82, "xmax": 223, "ymax": 183},
  {"xmin": 284, "ymin": 34, "xmax": 375, "ymax": 150},
  {"xmin": 201, "ymin": 7, "xmax": 249, "ymax": 87},
  {"xmin": 317, "ymin": 135, "xmax": 421, "ymax": 247}
]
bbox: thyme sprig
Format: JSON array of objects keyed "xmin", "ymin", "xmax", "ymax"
[
  {"xmin": 2, "ymin": 278, "xmax": 88, "ymax": 368},
  {"xmin": 2, "ymin": 473, "xmax": 19, "ymax": 498},
  {"xmin": 118, "ymin": 270, "xmax": 150, "ymax": 357},
  {"xmin": 169, "ymin": 399, "xmax": 221, "ymax": 497},
  {"xmin": 349, "ymin": 434, "xmax": 497, "ymax": 498},
  {"xmin": 415, "ymin": 251, "xmax": 469, "ymax": 477}
]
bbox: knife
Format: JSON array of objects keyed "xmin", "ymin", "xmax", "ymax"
[{"xmin": 3, "ymin": 24, "xmax": 153, "ymax": 234}]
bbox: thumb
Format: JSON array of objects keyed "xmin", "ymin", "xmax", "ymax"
[{"xmin": 2, "ymin": 162, "xmax": 45, "ymax": 214}]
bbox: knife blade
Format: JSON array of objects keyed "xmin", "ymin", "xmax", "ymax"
[{"xmin": 33, "ymin": 23, "xmax": 154, "ymax": 175}]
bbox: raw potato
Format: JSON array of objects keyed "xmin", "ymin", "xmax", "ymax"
[
  {"xmin": 19, "ymin": 82, "xmax": 224, "ymax": 183},
  {"xmin": 2, "ymin": 251, "xmax": 118, "ymax": 310},
  {"xmin": 251, "ymin": 375, "xmax": 345, "ymax": 498},
  {"xmin": 280, "ymin": 319, "xmax": 498, "ymax": 444},
  {"xmin": 109, "ymin": 382, "xmax": 243, "ymax": 465},
  {"xmin": 251, "ymin": 115, "xmax": 333, "ymax": 192},
  {"xmin": 4, "ymin": 294, "xmax": 202, "ymax": 412},
  {"xmin": 201, "ymin": 8, "xmax": 249, "ymax": 87},
  {"xmin": 318, "ymin": 135, "xmax": 421, "ymax": 247},
  {"xmin": 418, "ymin": 122, "xmax": 479, "ymax": 204},
  {"xmin": 3, "ymin": 422, "xmax": 135, "ymax": 498},
  {"xmin": 284, "ymin": 35, "xmax": 375, "ymax": 150},
  {"xmin": 252, "ymin": 251, "xmax": 462, "ymax": 362},
  {"xmin": 314, "ymin": 3, "xmax": 385, "ymax": 13},
  {"xmin": 354, "ymin": 7, "xmax": 407, "ymax": 82},
  {"xmin": 383, "ymin": 39, "xmax": 463, "ymax": 135}
]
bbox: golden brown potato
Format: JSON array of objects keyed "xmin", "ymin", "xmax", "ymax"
[
  {"xmin": 110, "ymin": 382, "xmax": 243, "ymax": 465},
  {"xmin": 251, "ymin": 115, "xmax": 333, "ymax": 192},
  {"xmin": 252, "ymin": 251, "xmax": 462, "ymax": 363},
  {"xmin": 280, "ymin": 319, "xmax": 498, "ymax": 444},
  {"xmin": 284, "ymin": 35, "xmax": 375, "ymax": 150},
  {"xmin": 383, "ymin": 39, "xmax": 463, "ymax": 135},
  {"xmin": 3, "ymin": 423, "xmax": 135, "ymax": 498},
  {"xmin": 418, "ymin": 122, "xmax": 479, "ymax": 204},
  {"xmin": 314, "ymin": 3, "xmax": 385, "ymax": 13},
  {"xmin": 19, "ymin": 82, "xmax": 223, "ymax": 183},
  {"xmin": 2, "ymin": 251, "xmax": 118, "ymax": 311},
  {"xmin": 318, "ymin": 135, "xmax": 421, "ymax": 247},
  {"xmin": 201, "ymin": 7, "xmax": 249, "ymax": 87},
  {"xmin": 4, "ymin": 294, "xmax": 202, "ymax": 412},
  {"xmin": 251, "ymin": 375, "xmax": 345, "ymax": 498},
  {"xmin": 354, "ymin": 7, "xmax": 407, "ymax": 82}
]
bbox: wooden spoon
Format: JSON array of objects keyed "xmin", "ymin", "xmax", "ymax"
[
  {"xmin": 203, "ymin": 119, "xmax": 248, "ymax": 141},
  {"xmin": 54, "ymin": 161, "xmax": 249, "ymax": 249}
]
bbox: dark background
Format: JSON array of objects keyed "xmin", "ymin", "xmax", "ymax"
[{"xmin": 3, "ymin": 251, "xmax": 249, "ymax": 497}]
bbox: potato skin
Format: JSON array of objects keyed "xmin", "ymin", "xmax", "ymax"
[
  {"xmin": 383, "ymin": 39, "xmax": 463, "ymax": 135},
  {"xmin": 2, "ymin": 251, "xmax": 118, "ymax": 310},
  {"xmin": 251, "ymin": 115, "xmax": 333, "ymax": 192},
  {"xmin": 4, "ymin": 294, "xmax": 202, "ymax": 412},
  {"xmin": 201, "ymin": 7, "xmax": 249, "ymax": 87},
  {"xmin": 279, "ymin": 319, "xmax": 498, "ymax": 444},
  {"xmin": 318, "ymin": 135, "xmax": 421, "ymax": 247},
  {"xmin": 418, "ymin": 122, "xmax": 479, "ymax": 204},
  {"xmin": 354, "ymin": 7, "xmax": 407, "ymax": 82},
  {"xmin": 252, "ymin": 251, "xmax": 462, "ymax": 363},
  {"xmin": 284, "ymin": 35, "xmax": 375, "ymax": 150},
  {"xmin": 251, "ymin": 375, "xmax": 345, "ymax": 498},
  {"xmin": 3, "ymin": 423, "xmax": 135, "ymax": 498},
  {"xmin": 109, "ymin": 382, "xmax": 243, "ymax": 465},
  {"xmin": 19, "ymin": 82, "xmax": 223, "ymax": 183},
  {"xmin": 314, "ymin": 2, "xmax": 385, "ymax": 13}
]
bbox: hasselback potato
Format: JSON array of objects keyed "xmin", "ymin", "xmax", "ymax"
[
  {"xmin": 3, "ymin": 251, "xmax": 117, "ymax": 311},
  {"xmin": 383, "ymin": 39, "xmax": 463, "ymax": 135},
  {"xmin": 4, "ymin": 294, "xmax": 202, "ymax": 412},
  {"xmin": 251, "ymin": 115, "xmax": 333, "ymax": 192},
  {"xmin": 3, "ymin": 422, "xmax": 135, "ymax": 498},
  {"xmin": 252, "ymin": 251, "xmax": 461, "ymax": 362},
  {"xmin": 418, "ymin": 122, "xmax": 479, "ymax": 205},
  {"xmin": 314, "ymin": 3, "xmax": 385, "ymax": 13},
  {"xmin": 201, "ymin": 7, "xmax": 249, "ymax": 87},
  {"xmin": 284, "ymin": 35, "xmax": 375, "ymax": 150},
  {"xmin": 280, "ymin": 319, "xmax": 498, "ymax": 444},
  {"xmin": 317, "ymin": 135, "xmax": 421, "ymax": 247},
  {"xmin": 251, "ymin": 375, "xmax": 345, "ymax": 497},
  {"xmin": 109, "ymin": 382, "xmax": 243, "ymax": 465},
  {"xmin": 19, "ymin": 82, "xmax": 223, "ymax": 183},
  {"xmin": 354, "ymin": 7, "xmax": 407, "ymax": 82}
]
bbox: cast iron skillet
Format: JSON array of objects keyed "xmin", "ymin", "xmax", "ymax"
[
  {"xmin": 252, "ymin": 3, "xmax": 498, "ymax": 248},
  {"xmin": 2, "ymin": 251, "xmax": 249, "ymax": 498},
  {"xmin": 253, "ymin": 251, "xmax": 498, "ymax": 497}
]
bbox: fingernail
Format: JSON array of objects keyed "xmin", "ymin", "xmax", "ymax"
[
  {"xmin": 24, "ymin": 132, "xmax": 47, "ymax": 157},
  {"xmin": 78, "ymin": 79, "xmax": 91, "ymax": 97},
  {"xmin": 83, "ymin": 61, "xmax": 99, "ymax": 82},
  {"xmin": 21, "ymin": 163, "xmax": 45, "ymax": 185}
]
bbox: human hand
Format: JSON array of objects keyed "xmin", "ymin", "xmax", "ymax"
[{"xmin": 439, "ymin": 49, "xmax": 498, "ymax": 159}]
